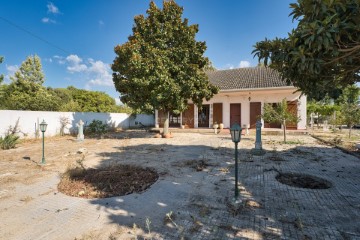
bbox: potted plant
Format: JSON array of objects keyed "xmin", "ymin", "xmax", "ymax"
[{"xmin": 213, "ymin": 122, "xmax": 219, "ymax": 134}]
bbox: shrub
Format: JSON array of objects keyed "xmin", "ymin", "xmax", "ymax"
[
  {"xmin": 0, "ymin": 134, "xmax": 20, "ymax": 150},
  {"xmin": 85, "ymin": 120, "xmax": 108, "ymax": 134}
]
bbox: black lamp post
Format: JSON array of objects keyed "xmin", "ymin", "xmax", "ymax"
[
  {"xmin": 39, "ymin": 120, "xmax": 48, "ymax": 164},
  {"xmin": 230, "ymin": 123, "xmax": 242, "ymax": 201}
]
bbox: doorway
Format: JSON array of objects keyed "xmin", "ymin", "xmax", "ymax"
[
  {"xmin": 230, "ymin": 103, "xmax": 241, "ymax": 127},
  {"xmin": 182, "ymin": 104, "xmax": 194, "ymax": 128},
  {"xmin": 198, "ymin": 105, "xmax": 210, "ymax": 128},
  {"xmin": 250, "ymin": 102, "xmax": 262, "ymax": 128}
]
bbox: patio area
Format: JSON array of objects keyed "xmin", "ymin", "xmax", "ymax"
[{"xmin": 0, "ymin": 131, "xmax": 359, "ymax": 239}]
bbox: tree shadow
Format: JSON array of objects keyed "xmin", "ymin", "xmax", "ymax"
[{"xmin": 63, "ymin": 135, "xmax": 360, "ymax": 239}]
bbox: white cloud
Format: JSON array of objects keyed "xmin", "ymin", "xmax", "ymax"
[
  {"xmin": 66, "ymin": 54, "xmax": 87, "ymax": 73},
  {"xmin": 41, "ymin": 17, "xmax": 56, "ymax": 24},
  {"xmin": 53, "ymin": 55, "xmax": 65, "ymax": 64},
  {"xmin": 57, "ymin": 54, "xmax": 113, "ymax": 88},
  {"xmin": 239, "ymin": 60, "xmax": 251, "ymax": 68},
  {"xmin": 5, "ymin": 64, "xmax": 18, "ymax": 82},
  {"xmin": 87, "ymin": 59, "xmax": 113, "ymax": 87},
  {"xmin": 47, "ymin": 2, "xmax": 60, "ymax": 14},
  {"xmin": 44, "ymin": 58, "xmax": 53, "ymax": 63},
  {"xmin": 114, "ymin": 98, "xmax": 121, "ymax": 105},
  {"xmin": 223, "ymin": 64, "xmax": 234, "ymax": 70}
]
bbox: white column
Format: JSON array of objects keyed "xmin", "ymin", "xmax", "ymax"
[
  {"xmin": 298, "ymin": 95, "xmax": 307, "ymax": 130},
  {"xmin": 194, "ymin": 105, "xmax": 198, "ymax": 128},
  {"xmin": 261, "ymin": 101, "xmax": 264, "ymax": 128},
  {"xmin": 209, "ymin": 104, "xmax": 213, "ymax": 128}
]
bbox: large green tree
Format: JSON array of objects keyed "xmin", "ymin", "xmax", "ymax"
[
  {"xmin": 67, "ymin": 87, "xmax": 118, "ymax": 113},
  {"xmin": 112, "ymin": 0, "xmax": 218, "ymax": 134},
  {"xmin": 3, "ymin": 55, "xmax": 60, "ymax": 111},
  {"xmin": 253, "ymin": 0, "xmax": 360, "ymax": 100},
  {"xmin": 11, "ymin": 55, "xmax": 44, "ymax": 85},
  {"xmin": 336, "ymin": 85, "xmax": 360, "ymax": 138}
]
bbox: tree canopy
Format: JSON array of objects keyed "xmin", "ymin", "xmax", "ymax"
[
  {"xmin": 112, "ymin": 0, "xmax": 218, "ymax": 133},
  {"xmin": 253, "ymin": 0, "xmax": 360, "ymax": 100},
  {"xmin": 0, "ymin": 55, "xmax": 129, "ymax": 113},
  {"xmin": 11, "ymin": 55, "xmax": 44, "ymax": 85}
]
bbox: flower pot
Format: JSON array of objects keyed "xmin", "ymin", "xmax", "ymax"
[
  {"xmin": 162, "ymin": 133, "xmax": 173, "ymax": 138},
  {"xmin": 219, "ymin": 123, "xmax": 224, "ymax": 129}
]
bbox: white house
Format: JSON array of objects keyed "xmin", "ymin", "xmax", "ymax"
[{"xmin": 155, "ymin": 67, "xmax": 307, "ymax": 130}]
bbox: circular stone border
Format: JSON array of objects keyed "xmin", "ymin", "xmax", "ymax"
[{"xmin": 275, "ymin": 172, "xmax": 332, "ymax": 189}]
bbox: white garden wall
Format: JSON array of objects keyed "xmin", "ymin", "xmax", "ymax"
[{"xmin": 0, "ymin": 110, "xmax": 154, "ymax": 138}]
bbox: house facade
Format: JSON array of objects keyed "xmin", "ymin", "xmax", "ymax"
[{"xmin": 155, "ymin": 67, "xmax": 307, "ymax": 130}]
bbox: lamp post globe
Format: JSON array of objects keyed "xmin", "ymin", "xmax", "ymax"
[
  {"xmin": 40, "ymin": 120, "xmax": 47, "ymax": 164},
  {"xmin": 40, "ymin": 120, "xmax": 48, "ymax": 132},
  {"xmin": 230, "ymin": 123, "xmax": 242, "ymax": 202}
]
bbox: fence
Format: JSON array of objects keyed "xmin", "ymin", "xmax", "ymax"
[{"xmin": 0, "ymin": 110, "xmax": 154, "ymax": 138}]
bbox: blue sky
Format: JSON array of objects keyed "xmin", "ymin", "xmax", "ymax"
[{"xmin": 0, "ymin": 0, "xmax": 296, "ymax": 103}]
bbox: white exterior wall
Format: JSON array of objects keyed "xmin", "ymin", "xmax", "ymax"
[
  {"xmin": 153, "ymin": 88, "xmax": 307, "ymax": 130},
  {"xmin": 202, "ymin": 88, "xmax": 306, "ymax": 129},
  {"xmin": 0, "ymin": 110, "xmax": 154, "ymax": 138}
]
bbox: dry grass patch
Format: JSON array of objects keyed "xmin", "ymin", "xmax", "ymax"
[{"xmin": 58, "ymin": 164, "xmax": 159, "ymax": 198}]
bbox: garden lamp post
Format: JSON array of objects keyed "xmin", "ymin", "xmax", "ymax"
[
  {"xmin": 39, "ymin": 120, "xmax": 48, "ymax": 164},
  {"xmin": 230, "ymin": 123, "xmax": 242, "ymax": 202}
]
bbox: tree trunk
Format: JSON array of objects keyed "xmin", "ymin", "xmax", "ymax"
[
  {"xmin": 163, "ymin": 111, "xmax": 170, "ymax": 135},
  {"xmin": 349, "ymin": 126, "xmax": 352, "ymax": 139},
  {"xmin": 282, "ymin": 120, "xmax": 287, "ymax": 143}
]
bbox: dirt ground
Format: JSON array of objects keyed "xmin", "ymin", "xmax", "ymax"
[
  {"xmin": 0, "ymin": 130, "xmax": 359, "ymax": 240},
  {"xmin": 310, "ymin": 127, "xmax": 360, "ymax": 157}
]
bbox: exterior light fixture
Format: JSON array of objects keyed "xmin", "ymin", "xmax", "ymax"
[
  {"xmin": 230, "ymin": 123, "xmax": 242, "ymax": 202},
  {"xmin": 39, "ymin": 120, "xmax": 48, "ymax": 164}
]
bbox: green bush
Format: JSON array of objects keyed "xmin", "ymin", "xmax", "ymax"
[
  {"xmin": 85, "ymin": 120, "xmax": 108, "ymax": 134},
  {"xmin": 0, "ymin": 134, "xmax": 20, "ymax": 150}
]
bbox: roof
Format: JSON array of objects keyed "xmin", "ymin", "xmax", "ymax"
[{"xmin": 206, "ymin": 67, "xmax": 292, "ymax": 90}]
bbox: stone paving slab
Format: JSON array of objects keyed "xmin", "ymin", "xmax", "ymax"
[{"xmin": 0, "ymin": 132, "xmax": 359, "ymax": 239}]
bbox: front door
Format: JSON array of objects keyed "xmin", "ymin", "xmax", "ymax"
[
  {"xmin": 250, "ymin": 102, "xmax": 262, "ymax": 128},
  {"xmin": 198, "ymin": 105, "xmax": 210, "ymax": 128},
  {"xmin": 169, "ymin": 111, "xmax": 181, "ymax": 128},
  {"xmin": 286, "ymin": 101, "xmax": 298, "ymax": 130},
  {"xmin": 182, "ymin": 104, "xmax": 194, "ymax": 128},
  {"xmin": 230, "ymin": 103, "xmax": 241, "ymax": 127},
  {"xmin": 213, "ymin": 103, "xmax": 223, "ymax": 125}
]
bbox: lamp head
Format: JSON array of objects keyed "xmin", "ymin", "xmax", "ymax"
[
  {"xmin": 230, "ymin": 123, "xmax": 242, "ymax": 143},
  {"xmin": 39, "ymin": 120, "xmax": 48, "ymax": 133}
]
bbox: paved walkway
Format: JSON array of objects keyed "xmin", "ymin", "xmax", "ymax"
[{"xmin": 0, "ymin": 132, "xmax": 359, "ymax": 239}]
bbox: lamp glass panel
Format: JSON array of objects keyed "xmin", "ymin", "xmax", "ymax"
[
  {"xmin": 40, "ymin": 120, "xmax": 47, "ymax": 132},
  {"xmin": 230, "ymin": 131, "xmax": 235, "ymax": 142}
]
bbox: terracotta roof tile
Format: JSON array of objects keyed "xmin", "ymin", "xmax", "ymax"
[{"xmin": 207, "ymin": 67, "xmax": 292, "ymax": 90}]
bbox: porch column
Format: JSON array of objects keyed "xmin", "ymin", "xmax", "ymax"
[
  {"xmin": 209, "ymin": 104, "xmax": 213, "ymax": 128},
  {"xmin": 260, "ymin": 102, "xmax": 264, "ymax": 128},
  {"xmin": 194, "ymin": 105, "xmax": 198, "ymax": 128}
]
